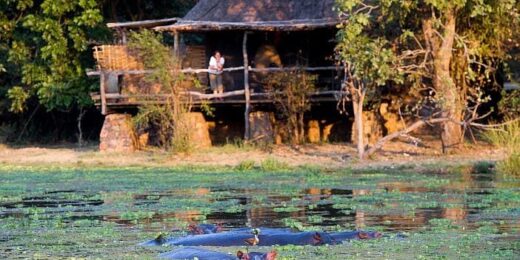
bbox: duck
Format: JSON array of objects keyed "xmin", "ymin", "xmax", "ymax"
[{"xmin": 244, "ymin": 228, "xmax": 260, "ymax": 246}]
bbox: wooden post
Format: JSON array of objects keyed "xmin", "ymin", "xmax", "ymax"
[
  {"xmin": 243, "ymin": 31, "xmax": 251, "ymax": 140},
  {"xmin": 173, "ymin": 31, "xmax": 179, "ymax": 56},
  {"xmin": 121, "ymin": 29, "xmax": 127, "ymax": 44},
  {"xmin": 100, "ymin": 71, "xmax": 107, "ymax": 115}
]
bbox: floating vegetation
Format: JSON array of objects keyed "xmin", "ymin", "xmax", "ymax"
[{"xmin": 0, "ymin": 164, "xmax": 518, "ymax": 258}]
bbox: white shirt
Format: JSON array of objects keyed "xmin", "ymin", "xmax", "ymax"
[{"xmin": 209, "ymin": 56, "xmax": 225, "ymax": 74}]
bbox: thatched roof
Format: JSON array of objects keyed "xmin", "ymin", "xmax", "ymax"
[
  {"xmin": 107, "ymin": 18, "xmax": 179, "ymax": 29},
  {"xmin": 155, "ymin": 0, "xmax": 339, "ymax": 32}
]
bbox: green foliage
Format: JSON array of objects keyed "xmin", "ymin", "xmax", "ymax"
[
  {"xmin": 472, "ymin": 161, "xmax": 495, "ymax": 174},
  {"xmin": 235, "ymin": 160, "xmax": 256, "ymax": 172},
  {"xmin": 282, "ymin": 218, "xmax": 305, "ymax": 230},
  {"xmin": 335, "ymin": 0, "xmax": 520, "ymax": 98},
  {"xmin": 265, "ymin": 71, "xmax": 317, "ymax": 144},
  {"xmin": 0, "ymin": 164, "xmax": 519, "ymax": 258},
  {"xmin": 335, "ymin": 0, "xmax": 520, "ymax": 156},
  {"xmin": 499, "ymin": 153, "xmax": 520, "ymax": 176},
  {"xmin": 0, "ymin": 0, "xmax": 104, "ymax": 112},
  {"xmin": 484, "ymin": 120, "xmax": 520, "ymax": 176},
  {"xmin": 499, "ymin": 90, "xmax": 520, "ymax": 118},
  {"xmin": 260, "ymin": 157, "xmax": 290, "ymax": 172},
  {"xmin": 336, "ymin": 21, "xmax": 400, "ymax": 89},
  {"xmin": 7, "ymin": 86, "xmax": 29, "ymax": 112},
  {"xmin": 128, "ymin": 30, "xmax": 197, "ymax": 153}
]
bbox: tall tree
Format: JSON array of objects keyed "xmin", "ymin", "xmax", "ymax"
[
  {"xmin": 336, "ymin": 0, "xmax": 520, "ymax": 155},
  {"xmin": 101, "ymin": 0, "xmax": 198, "ymax": 22},
  {"xmin": 0, "ymin": 0, "xmax": 104, "ymax": 113}
]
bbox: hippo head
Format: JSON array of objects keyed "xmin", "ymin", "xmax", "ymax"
[
  {"xmin": 237, "ymin": 250, "xmax": 277, "ymax": 260},
  {"xmin": 312, "ymin": 232, "xmax": 324, "ymax": 245},
  {"xmin": 357, "ymin": 231, "xmax": 383, "ymax": 239}
]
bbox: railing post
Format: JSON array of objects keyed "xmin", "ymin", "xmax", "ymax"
[
  {"xmin": 173, "ymin": 30, "xmax": 179, "ymax": 56},
  {"xmin": 100, "ymin": 71, "xmax": 107, "ymax": 115},
  {"xmin": 243, "ymin": 31, "xmax": 251, "ymax": 140}
]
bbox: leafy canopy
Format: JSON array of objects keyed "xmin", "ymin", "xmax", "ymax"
[
  {"xmin": 335, "ymin": 0, "xmax": 519, "ymax": 90},
  {"xmin": 0, "ymin": 0, "xmax": 103, "ymax": 112}
]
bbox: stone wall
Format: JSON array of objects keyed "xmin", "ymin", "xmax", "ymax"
[
  {"xmin": 184, "ymin": 112, "xmax": 212, "ymax": 149},
  {"xmin": 99, "ymin": 114, "xmax": 137, "ymax": 152},
  {"xmin": 249, "ymin": 111, "xmax": 274, "ymax": 143},
  {"xmin": 307, "ymin": 120, "xmax": 321, "ymax": 143},
  {"xmin": 351, "ymin": 111, "xmax": 383, "ymax": 145},
  {"xmin": 380, "ymin": 102, "xmax": 404, "ymax": 134}
]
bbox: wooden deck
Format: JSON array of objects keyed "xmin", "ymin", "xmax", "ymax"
[
  {"xmin": 87, "ymin": 64, "xmax": 345, "ymax": 113},
  {"xmin": 90, "ymin": 90, "xmax": 344, "ymax": 109}
]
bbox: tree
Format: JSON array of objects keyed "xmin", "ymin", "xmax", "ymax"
[
  {"xmin": 0, "ymin": 0, "xmax": 199, "ymax": 144},
  {"xmin": 335, "ymin": 0, "xmax": 520, "ymax": 157},
  {"xmin": 101, "ymin": 0, "xmax": 198, "ymax": 22},
  {"xmin": 265, "ymin": 71, "xmax": 317, "ymax": 145},
  {"xmin": 0, "ymin": 0, "xmax": 104, "ymax": 142},
  {"xmin": 129, "ymin": 30, "xmax": 199, "ymax": 153}
]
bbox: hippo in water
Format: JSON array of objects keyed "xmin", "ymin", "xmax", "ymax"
[
  {"xmin": 159, "ymin": 247, "xmax": 277, "ymax": 260},
  {"xmin": 142, "ymin": 225, "xmax": 382, "ymax": 247},
  {"xmin": 187, "ymin": 223, "xmax": 223, "ymax": 235}
]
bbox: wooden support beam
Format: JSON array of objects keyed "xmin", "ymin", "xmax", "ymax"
[
  {"xmin": 90, "ymin": 90, "xmax": 347, "ymax": 102},
  {"xmin": 185, "ymin": 89, "xmax": 245, "ymax": 99},
  {"xmin": 86, "ymin": 66, "xmax": 246, "ymax": 77},
  {"xmin": 86, "ymin": 66, "xmax": 342, "ymax": 78},
  {"xmin": 100, "ymin": 72, "xmax": 107, "ymax": 115},
  {"xmin": 243, "ymin": 32, "xmax": 251, "ymax": 140},
  {"xmin": 182, "ymin": 67, "xmax": 245, "ymax": 74},
  {"xmin": 173, "ymin": 31, "xmax": 179, "ymax": 56},
  {"xmin": 120, "ymin": 29, "xmax": 127, "ymax": 44},
  {"xmin": 249, "ymin": 66, "xmax": 343, "ymax": 72}
]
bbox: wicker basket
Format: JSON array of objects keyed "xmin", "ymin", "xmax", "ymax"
[{"xmin": 93, "ymin": 45, "xmax": 144, "ymax": 70}]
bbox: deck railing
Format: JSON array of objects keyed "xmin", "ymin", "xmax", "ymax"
[{"xmin": 90, "ymin": 34, "xmax": 345, "ymax": 139}]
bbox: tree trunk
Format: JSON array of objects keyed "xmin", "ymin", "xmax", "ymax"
[
  {"xmin": 424, "ymin": 10, "xmax": 463, "ymax": 153},
  {"xmin": 298, "ymin": 112, "xmax": 305, "ymax": 144},
  {"xmin": 77, "ymin": 107, "xmax": 86, "ymax": 147},
  {"xmin": 352, "ymin": 88, "xmax": 366, "ymax": 160}
]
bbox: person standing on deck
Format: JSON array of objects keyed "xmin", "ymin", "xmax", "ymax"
[{"xmin": 208, "ymin": 51, "xmax": 225, "ymax": 94}]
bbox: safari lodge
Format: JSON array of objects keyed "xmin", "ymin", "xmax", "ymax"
[{"xmin": 88, "ymin": 0, "xmax": 357, "ymax": 151}]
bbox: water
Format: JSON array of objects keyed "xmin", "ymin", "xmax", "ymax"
[{"xmin": 0, "ymin": 165, "xmax": 518, "ymax": 259}]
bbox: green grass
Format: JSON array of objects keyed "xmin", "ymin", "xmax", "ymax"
[
  {"xmin": 235, "ymin": 159, "xmax": 256, "ymax": 171},
  {"xmin": 484, "ymin": 120, "xmax": 520, "ymax": 176},
  {"xmin": 260, "ymin": 157, "xmax": 291, "ymax": 171}
]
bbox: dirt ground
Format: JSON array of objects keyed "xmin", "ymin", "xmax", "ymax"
[{"xmin": 0, "ymin": 138, "xmax": 504, "ymax": 169}]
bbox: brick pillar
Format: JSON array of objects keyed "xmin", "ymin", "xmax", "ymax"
[{"xmin": 99, "ymin": 114, "xmax": 136, "ymax": 152}]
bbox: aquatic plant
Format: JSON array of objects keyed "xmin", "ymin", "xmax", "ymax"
[{"xmin": 0, "ymin": 164, "xmax": 519, "ymax": 259}]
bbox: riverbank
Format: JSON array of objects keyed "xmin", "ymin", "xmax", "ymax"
[{"xmin": 0, "ymin": 139, "xmax": 503, "ymax": 170}]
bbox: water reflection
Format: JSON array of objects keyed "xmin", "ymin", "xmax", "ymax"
[{"xmin": 1, "ymin": 170, "xmax": 518, "ymax": 234}]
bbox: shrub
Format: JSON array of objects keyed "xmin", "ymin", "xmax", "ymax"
[
  {"xmin": 499, "ymin": 90, "xmax": 520, "ymax": 118},
  {"xmin": 484, "ymin": 120, "xmax": 520, "ymax": 176},
  {"xmin": 264, "ymin": 71, "xmax": 317, "ymax": 144},
  {"xmin": 499, "ymin": 153, "xmax": 520, "ymax": 176},
  {"xmin": 128, "ymin": 30, "xmax": 197, "ymax": 153},
  {"xmin": 235, "ymin": 160, "xmax": 256, "ymax": 171},
  {"xmin": 260, "ymin": 157, "xmax": 290, "ymax": 172}
]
